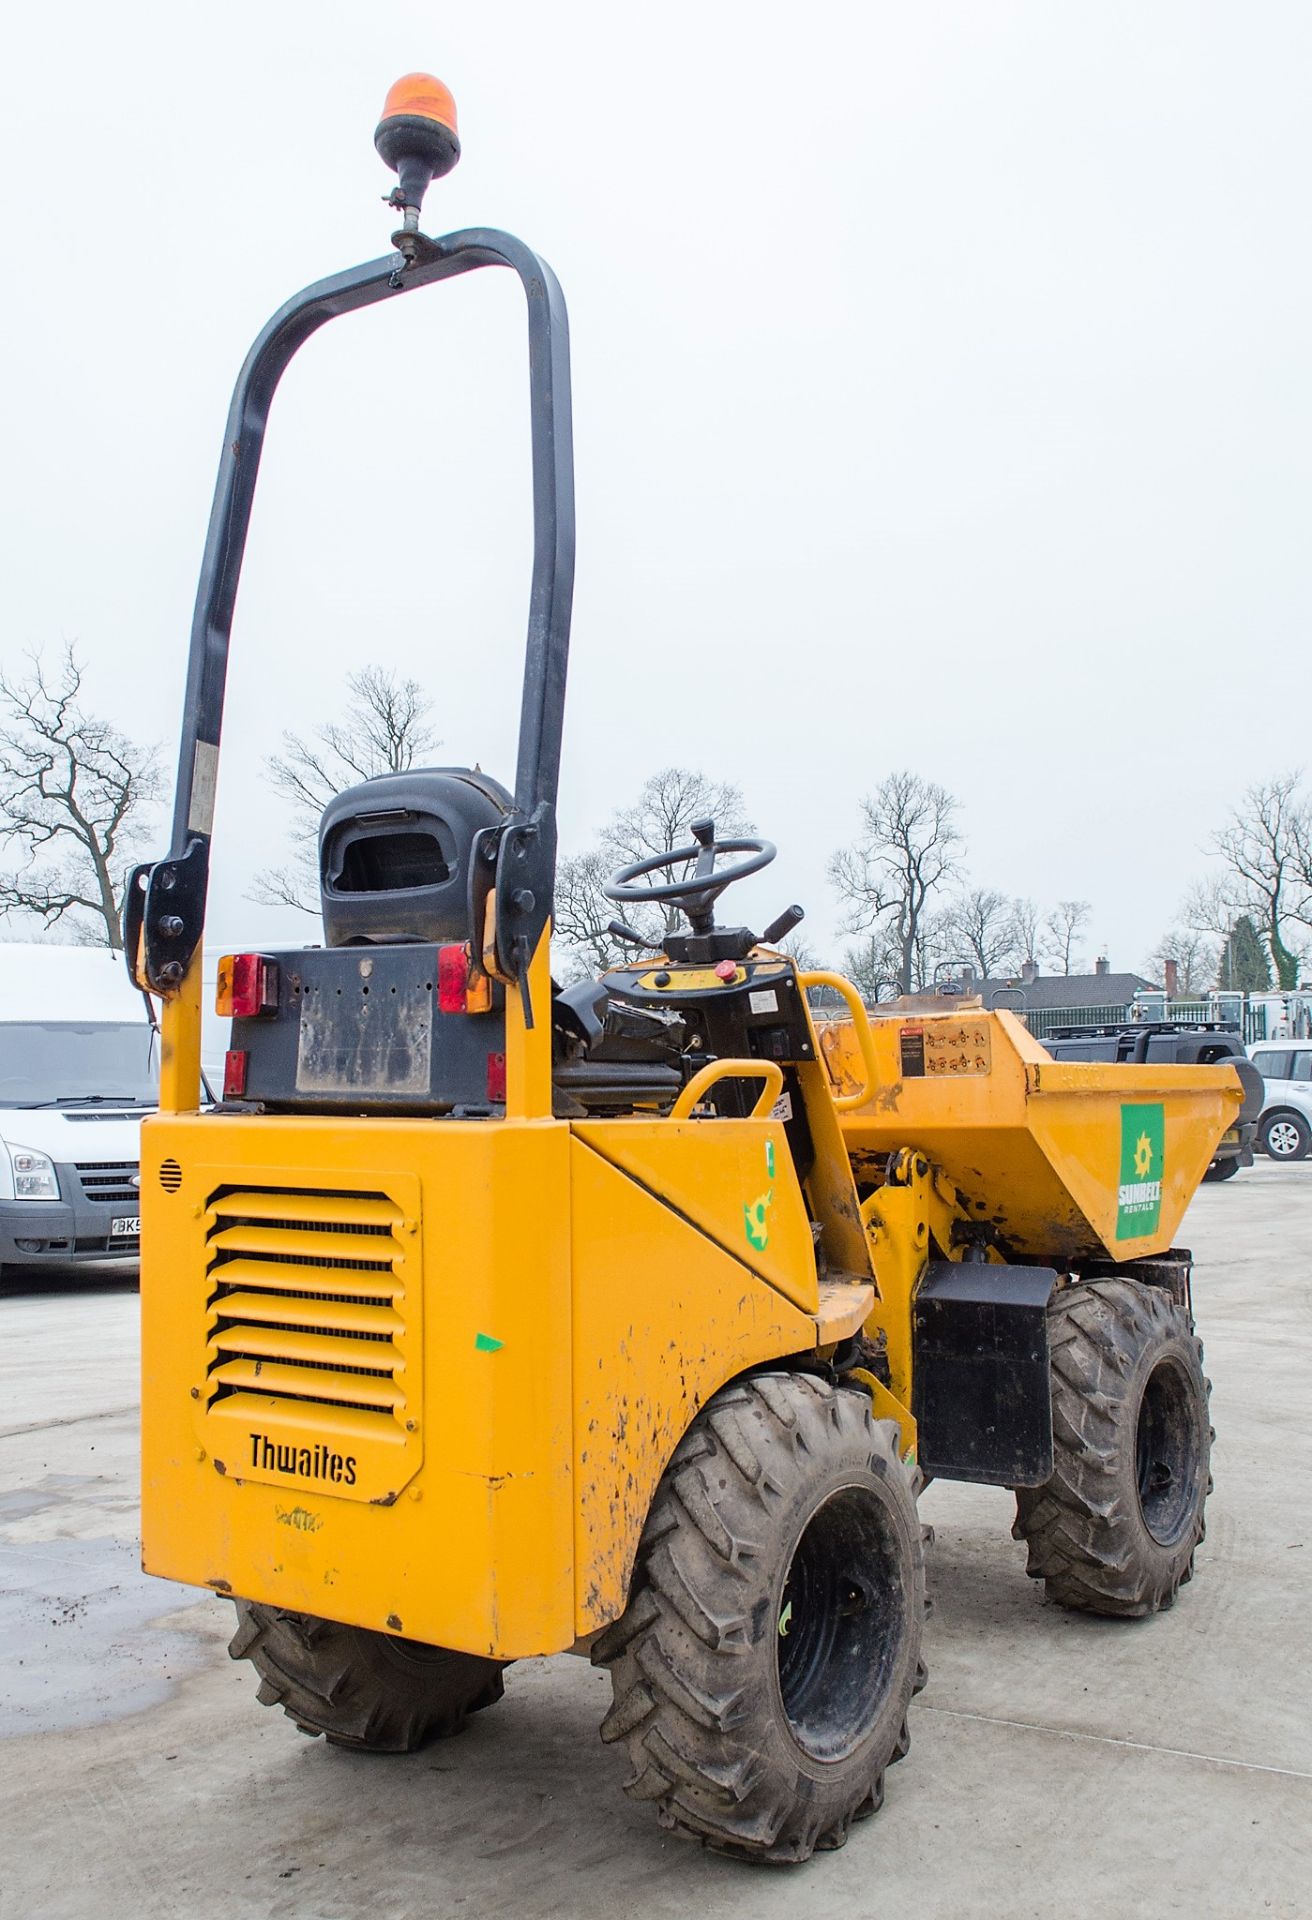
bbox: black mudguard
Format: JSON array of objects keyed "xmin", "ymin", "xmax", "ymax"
[{"xmin": 912, "ymin": 1261, "xmax": 1058, "ymax": 1487}]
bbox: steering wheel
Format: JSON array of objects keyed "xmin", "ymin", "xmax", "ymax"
[{"xmin": 604, "ymin": 817, "xmax": 776, "ymax": 934}]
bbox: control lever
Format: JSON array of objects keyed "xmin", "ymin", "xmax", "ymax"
[
  {"xmin": 608, "ymin": 919, "xmax": 658, "ymax": 950},
  {"xmin": 762, "ymin": 904, "xmax": 805, "ymax": 946},
  {"xmin": 689, "ymin": 816, "xmax": 717, "ymax": 880},
  {"xmin": 511, "ymin": 933, "xmax": 535, "ymax": 1029}
]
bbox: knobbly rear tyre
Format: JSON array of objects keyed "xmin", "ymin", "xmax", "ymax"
[
  {"xmin": 1013, "ymin": 1279, "xmax": 1212, "ymax": 1617},
  {"xmin": 228, "ymin": 1601, "xmax": 505, "ymax": 1751},
  {"xmin": 593, "ymin": 1371, "xmax": 926, "ymax": 1864}
]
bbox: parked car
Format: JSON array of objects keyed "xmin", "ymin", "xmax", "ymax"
[
  {"xmin": 1040, "ymin": 1022, "xmax": 1262, "ymax": 1181},
  {"xmin": 1246, "ymin": 1041, "xmax": 1312, "ymax": 1161},
  {"xmin": 0, "ymin": 944, "xmax": 156, "ymax": 1278}
]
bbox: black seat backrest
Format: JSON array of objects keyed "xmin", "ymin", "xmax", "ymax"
[{"xmin": 319, "ymin": 767, "xmax": 512, "ymax": 946}]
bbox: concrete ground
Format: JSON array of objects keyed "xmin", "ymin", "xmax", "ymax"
[{"xmin": 2, "ymin": 1162, "xmax": 1309, "ymax": 1920}]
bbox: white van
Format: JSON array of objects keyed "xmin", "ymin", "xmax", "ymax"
[{"xmin": 0, "ymin": 944, "xmax": 156, "ymax": 1276}]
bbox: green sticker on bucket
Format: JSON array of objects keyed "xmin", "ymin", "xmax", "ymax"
[{"xmin": 1116, "ymin": 1103, "xmax": 1164, "ymax": 1238}]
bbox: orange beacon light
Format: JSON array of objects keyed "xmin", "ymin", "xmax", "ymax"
[{"xmin": 374, "ymin": 72, "xmax": 461, "ymax": 228}]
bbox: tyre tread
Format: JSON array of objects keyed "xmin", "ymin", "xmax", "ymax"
[
  {"xmin": 1014, "ymin": 1279, "xmax": 1211, "ymax": 1618},
  {"xmin": 228, "ymin": 1603, "xmax": 504, "ymax": 1752},
  {"xmin": 594, "ymin": 1370, "xmax": 925, "ymax": 1863}
]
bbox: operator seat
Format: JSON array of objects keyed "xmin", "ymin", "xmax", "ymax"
[
  {"xmin": 318, "ymin": 769, "xmax": 686, "ymax": 1113},
  {"xmin": 552, "ymin": 979, "xmax": 686, "ymax": 1112},
  {"xmin": 318, "ymin": 767, "xmax": 511, "ymax": 946}
]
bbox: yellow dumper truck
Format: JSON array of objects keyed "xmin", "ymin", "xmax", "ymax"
[{"xmin": 129, "ymin": 75, "xmax": 1242, "ymax": 1862}]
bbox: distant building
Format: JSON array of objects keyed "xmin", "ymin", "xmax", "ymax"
[{"xmin": 870, "ymin": 958, "xmax": 1159, "ymax": 1039}]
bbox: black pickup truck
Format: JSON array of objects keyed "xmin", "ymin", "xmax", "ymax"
[{"xmin": 1040, "ymin": 1022, "xmax": 1264, "ymax": 1181}]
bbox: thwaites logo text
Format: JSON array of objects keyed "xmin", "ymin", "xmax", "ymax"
[
  {"xmin": 248, "ymin": 1432, "xmax": 357, "ymax": 1486},
  {"xmin": 1116, "ymin": 1102, "xmax": 1165, "ymax": 1238}
]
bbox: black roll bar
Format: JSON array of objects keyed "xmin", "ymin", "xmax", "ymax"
[{"xmin": 129, "ymin": 228, "xmax": 573, "ymax": 992}]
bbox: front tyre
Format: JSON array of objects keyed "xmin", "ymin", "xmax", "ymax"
[
  {"xmin": 1013, "ymin": 1279, "xmax": 1212, "ymax": 1617},
  {"xmin": 593, "ymin": 1372, "xmax": 925, "ymax": 1864},
  {"xmin": 228, "ymin": 1602, "xmax": 505, "ymax": 1750}
]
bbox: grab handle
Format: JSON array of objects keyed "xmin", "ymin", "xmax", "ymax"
[
  {"xmin": 671, "ymin": 1059, "xmax": 785, "ymax": 1121},
  {"xmin": 799, "ymin": 971, "xmax": 880, "ymax": 1112}
]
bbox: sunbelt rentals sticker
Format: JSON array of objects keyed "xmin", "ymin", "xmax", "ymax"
[{"xmin": 1117, "ymin": 1102, "xmax": 1164, "ymax": 1238}]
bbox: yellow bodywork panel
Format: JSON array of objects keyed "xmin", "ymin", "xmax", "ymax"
[
  {"xmin": 572, "ymin": 1117, "xmax": 817, "ymax": 1312},
  {"xmin": 568, "ymin": 1133, "xmax": 817, "ymax": 1631},
  {"xmin": 792, "ymin": 1057, "xmax": 874, "ymax": 1279},
  {"xmin": 820, "ymin": 1009, "xmax": 1242, "ymax": 1261},
  {"xmin": 155, "ymin": 953, "xmax": 203, "ymax": 1113},
  {"xmin": 142, "ymin": 1112, "xmax": 575, "ymax": 1658},
  {"xmin": 140, "ymin": 1104, "xmax": 841, "ymax": 1659},
  {"xmin": 860, "ymin": 1175, "xmax": 927, "ymax": 1414}
]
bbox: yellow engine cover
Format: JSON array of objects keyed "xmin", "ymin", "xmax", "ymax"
[{"xmin": 140, "ymin": 1108, "xmax": 825, "ymax": 1659}]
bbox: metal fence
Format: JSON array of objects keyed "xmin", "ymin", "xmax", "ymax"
[
  {"xmin": 1020, "ymin": 1004, "xmax": 1133, "ymax": 1040},
  {"xmin": 1119, "ymin": 998, "xmax": 1267, "ymax": 1042},
  {"xmin": 1022, "ymin": 1003, "xmax": 1271, "ymax": 1043}
]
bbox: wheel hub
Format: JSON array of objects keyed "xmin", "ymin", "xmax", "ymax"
[
  {"xmin": 775, "ymin": 1485, "xmax": 903, "ymax": 1763},
  {"xmin": 1135, "ymin": 1356, "xmax": 1201, "ymax": 1546}
]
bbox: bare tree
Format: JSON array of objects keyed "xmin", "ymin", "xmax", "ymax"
[
  {"xmin": 0, "ymin": 646, "xmax": 162, "ymax": 949},
  {"xmin": 1291, "ymin": 804, "xmax": 1312, "ymax": 929},
  {"xmin": 829, "ymin": 772, "xmax": 961, "ymax": 994},
  {"xmin": 778, "ymin": 931, "xmax": 826, "ymax": 973},
  {"xmin": 553, "ymin": 849, "xmax": 629, "ymax": 981},
  {"xmin": 1210, "ymin": 773, "xmax": 1310, "ymax": 990},
  {"xmin": 1148, "ymin": 929, "xmax": 1217, "ymax": 996},
  {"xmin": 943, "ymin": 886, "xmax": 1021, "ymax": 979},
  {"xmin": 605, "ymin": 767, "xmax": 751, "ymax": 867},
  {"xmin": 1182, "ymin": 873, "xmax": 1240, "ymax": 943},
  {"xmin": 1043, "ymin": 899, "xmax": 1092, "ymax": 976},
  {"xmin": 252, "ymin": 667, "xmax": 440, "ymax": 912},
  {"xmin": 552, "ymin": 767, "xmax": 755, "ymax": 976},
  {"xmin": 603, "ymin": 767, "xmax": 754, "ymax": 937},
  {"xmin": 841, "ymin": 934, "xmax": 903, "ymax": 1004},
  {"xmin": 1010, "ymin": 895, "xmax": 1041, "ymax": 969},
  {"xmin": 913, "ymin": 907, "xmax": 960, "ymax": 990}
]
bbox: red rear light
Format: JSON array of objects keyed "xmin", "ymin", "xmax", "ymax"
[
  {"xmin": 223, "ymin": 1049, "xmax": 249, "ymax": 1099},
  {"xmin": 438, "ymin": 943, "xmax": 471, "ymax": 1014},
  {"xmin": 216, "ymin": 953, "xmax": 279, "ymax": 1018},
  {"xmin": 486, "ymin": 1051, "xmax": 507, "ymax": 1103}
]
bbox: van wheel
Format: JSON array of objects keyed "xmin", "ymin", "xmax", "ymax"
[
  {"xmin": 1013, "ymin": 1280, "xmax": 1211, "ymax": 1617},
  {"xmin": 1261, "ymin": 1111, "xmax": 1311, "ymax": 1161},
  {"xmin": 593, "ymin": 1372, "xmax": 926, "ymax": 1864},
  {"xmin": 228, "ymin": 1602, "xmax": 505, "ymax": 1750}
]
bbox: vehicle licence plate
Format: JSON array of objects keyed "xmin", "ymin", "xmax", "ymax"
[{"xmin": 111, "ymin": 1216, "xmax": 141, "ymax": 1237}]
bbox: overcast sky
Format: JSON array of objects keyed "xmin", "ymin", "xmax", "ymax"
[{"xmin": 2, "ymin": 2, "xmax": 1308, "ymax": 972}]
